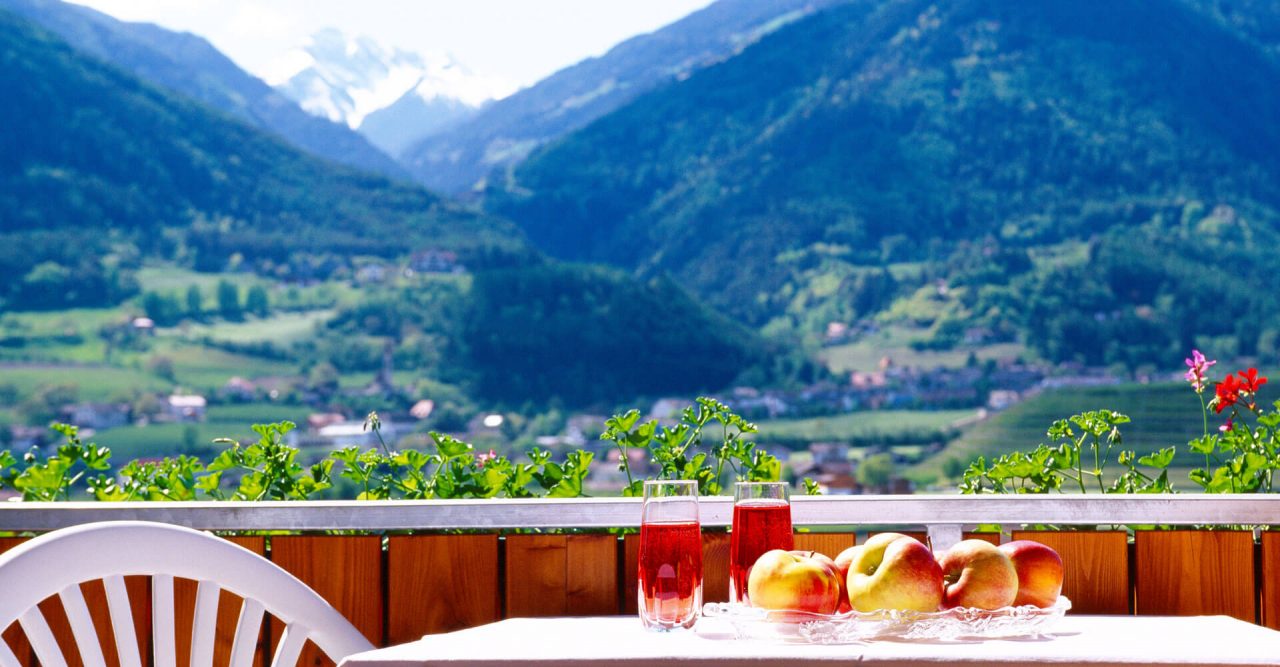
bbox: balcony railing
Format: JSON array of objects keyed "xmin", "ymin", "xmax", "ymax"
[{"xmin": 2, "ymin": 495, "xmax": 1279, "ymax": 666}]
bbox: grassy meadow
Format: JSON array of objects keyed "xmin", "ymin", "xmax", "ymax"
[{"xmin": 760, "ymin": 409, "xmax": 977, "ymax": 445}]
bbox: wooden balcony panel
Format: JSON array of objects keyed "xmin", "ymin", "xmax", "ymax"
[
  {"xmin": 387, "ymin": 534, "xmax": 500, "ymax": 640},
  {"xmin": 622, "ymin": 534, "xmax": 640, "ymax": 615},
  {"xmin": 702, "ymin": 532, "xmax": 732, "ymax": 604},
  {"xmin": 1135, "ymin": 530, "xmax": 1255, "ymax": 622},
  {"xmin": 566, "ymin": 535, "xmax": 620, "ymax": 616},
  {"xmin": 505, "ymin": 535, "xmax": 568, "ymax": 618},
  {"xmin": 271, "ymin": 535, "xmax": 383, "ymax": 667},
  {"xmin": 505, "ymin": 534, "xmax": 619, "ymax": 618},
  {"xmin": 794, "ymin": 532, "xmax": 856, "ymax": 556},
  {"xmin": 1260, "ymin": 531, "xmax": 1280, "ymax": 630}
]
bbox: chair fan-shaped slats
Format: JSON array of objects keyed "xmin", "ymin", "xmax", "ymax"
[
  {"xmin": 152, "ymin": 574, "xmax": 177, "ymax": 667},
  {"xmin": 269, "ymin": 623, "xmax": 308, "ymax": 667},
  {"xmin": 102, "ymin": 575, "xmax": 142, "ymax": 667},
  {"xmin": 0, "ymin": 522, "xmax": 373, "ymax": 667},
  {"xmin": 190, "ymin": 580, "xmax": 221, "ymax": 667},
  {"xmin": 0, "ymin": 639, "xmax": 21, "ymax": 667},
  {"xmin": 59, "ymin": 584, "xmax": 108, "ymax": 667},
  {"xmin": 18, "ymin": 606, "xmax": 68, "ymax": 667},
  {"xmin": 228, "ymin": 598, "xmax": 265, "ymax": 667}
]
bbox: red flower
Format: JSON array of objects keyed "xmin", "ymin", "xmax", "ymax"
[
  {"xmin": 1237, "ymin": 368, "xmax": 1269, "ymax": 394},
  {"xmin": 1214, "ymin": 374, "xmax": 1244, "ymax": 413}
]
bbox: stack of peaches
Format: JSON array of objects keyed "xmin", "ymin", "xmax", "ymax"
[{"xmin": 748, "ymin": 534, "xmax": 1063, "ymax": 616}]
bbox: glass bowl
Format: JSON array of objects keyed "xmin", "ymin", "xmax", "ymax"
[{"xmin": 700, "ymin": 596, "xmax": 1072, "ymax": 644}]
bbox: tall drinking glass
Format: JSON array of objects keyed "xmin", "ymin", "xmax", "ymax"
[
  {"xmin": 729, "ymin": 481, "xmax": 793, "ymax": 605},
  {"xmin": 637, "ymin": 480, "xmax": 703, "ymax": 631}
]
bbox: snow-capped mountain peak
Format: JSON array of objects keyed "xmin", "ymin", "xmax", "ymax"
[{"xmin": 273, "ymin": 28, "xmax": 512, "ymax": 130}]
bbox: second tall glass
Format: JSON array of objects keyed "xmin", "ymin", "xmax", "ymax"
[{"xmin": 729, "ymin": 481, "xmax": 793, "ymax": 605}]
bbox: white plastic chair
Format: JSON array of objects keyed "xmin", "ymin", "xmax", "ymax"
[{"xmin": 0, "ymin": 521, "xmax": 374, "ymax": 667}]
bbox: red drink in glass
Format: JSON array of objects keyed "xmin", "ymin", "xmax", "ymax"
[
  {"xmin": 637, "ymin": 521, "xmax": 703, "ymax": 626},
  {"xmin": 729, "ymin": 498, "xmax": 793, "ymax": 604}
]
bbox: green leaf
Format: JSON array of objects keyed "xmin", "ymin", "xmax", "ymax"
[
  {"xmin": 431, "ymin": 432, "xmax": 473, "ymax": 459},
  {"xmin": 1137, "ymin": 447, "xmax": 1175, "ymax": 469},
  {"xmin": 1188, "ymin": 435, "xmax": 1216, "ymax": 455}
]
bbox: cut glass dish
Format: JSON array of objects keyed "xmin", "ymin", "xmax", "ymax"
[{"xmin": 700, "ymin": 596, "xmax": 1072, "ymax": 644}]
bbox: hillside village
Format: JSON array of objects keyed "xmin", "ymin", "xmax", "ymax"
[{"xmin": 5, "ymin": 326, "xmax": 1143, "ymax": 495}]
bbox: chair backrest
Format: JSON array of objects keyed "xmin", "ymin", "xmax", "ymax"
[{"xmin": 0, "ymin": 521, "xmax": 374, "ymax": 667}]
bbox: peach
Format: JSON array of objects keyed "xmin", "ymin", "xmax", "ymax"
[
  {"xmin": 747, "ymin": 549, "xmax": 842, "ymax": 615},
  {"xmin": 937, "ymin": 539, "xmax": 1018, "ymax": 610},
  {"xmin": 844, "ymin": 533, "xmax": 943, "ymax": 613},
  {"xmin": 1000, "ymin": 540, "xmax": 1064, "ymax": 608}
]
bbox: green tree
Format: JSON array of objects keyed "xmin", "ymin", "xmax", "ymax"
[
  {"xmin": 131, "ymin": 393, "xmax": 163, "ymax": 421},
  {"xmin": 182, "ymin": 424, "xmax": 199, "ymax": 453},
  {"xmin": 20, "ymin": 384, "xmax": 79, "ymax": 425},
  {"xmin": 307, "ymin": 362, "xmax": 340, "ymax": 396},
  {"xmin": 857, "ymin": 453, "xmax": 895, "ymax": 490},
  {"xmin": 19, "ymin": 261, "xmax": 73, "ymax": 307},
  {"xmin": 245, "ymin": 285, "xmax": 269, "ymax": 318},
  {"xmin": 141, "ymin": 291, "xmax": 182, "ymax": 326},
  {"xmin": 216, "ymin": 280, "xmax": 242, "ymax": 320},
  {"xmin": 146, "ymin": 355, "xmax": 176, "ymax": 382},
  {"xmin": 185, "ymin": 285, "xmax": 203, "ymax": 319},
  {"xmin": 942, "ymin": 456, "xmax": 967, "ymax": 481}
]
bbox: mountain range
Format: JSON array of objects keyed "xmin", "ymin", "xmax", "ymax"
[
  {"xmin": 486, "ymin": 0, "xmax": 1280, "ymax": 364},
  {"xmin": 0, "ymin": 6, "xmax": 757, "ymax": 404},
  {"xmin": 0, "ymin": 7, "xmax": 525, "ymax": 292},
  {"xmin": 8, "ymin": 0, "xmax": 1280, "ymax": 392},
  {"xmin": 273, "ymin": 28, "xmax": 512, "ymax": 157},
  {"xmin": 399, "ymin": 0, "xmax": 847, "ymax": 193},
  {"xmin": 0, "ymin": 0, "xmax": 406, "ymax": 179}
]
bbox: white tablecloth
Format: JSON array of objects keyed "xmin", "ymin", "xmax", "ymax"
[{"xmin": 338, "ymin": 615, "xmax": 1280, "ymax": 666}]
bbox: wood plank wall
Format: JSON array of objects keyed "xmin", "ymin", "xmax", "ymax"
[{"xmin": 2, "ymin": 527, "xmax": 1278, "ymax": 666}]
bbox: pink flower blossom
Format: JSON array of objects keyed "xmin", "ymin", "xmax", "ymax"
[
  {"xmin": 1184, "ymin": 349, "xmax": 1217, "ymax": 393},
  {"xmin": 477, "ymin": 449, "xmax": 498, "ymax": 468},
  {"xmin": 1219, "ymin": 418, "xmax": 1234, "ymax": 433}
]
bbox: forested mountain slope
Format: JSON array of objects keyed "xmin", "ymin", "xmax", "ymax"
[
  {"xmin": 488, "ymin": 0, "xmax": 1280, "ymax": 365},
  {"xmin": 1, "ymin": 0, "xmax": 405, "ymax": 178}
]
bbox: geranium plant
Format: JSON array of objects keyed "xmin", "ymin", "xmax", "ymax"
[
  {"xmin": 961, "ymin": 349, "xmax": 1275, "ymax": 495},
  {"xmin": 959, "ymin": 409, "xmax": 1174, "ymax": 494},
  {"xmin": 1187, "ymin": 354, "xmax": 1276, "ymax": 493}
]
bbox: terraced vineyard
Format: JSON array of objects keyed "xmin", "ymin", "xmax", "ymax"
[{"xmin": 913, "ymin": 382, "xmax": 1257, "ymax": 483}]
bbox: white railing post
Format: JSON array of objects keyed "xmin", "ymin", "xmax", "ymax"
[{"xmin": 926, "ymin": 524, "xmax": 964, "ymax": 551}]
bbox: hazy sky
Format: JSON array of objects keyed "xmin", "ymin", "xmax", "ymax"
[{"xmin": 69, "ymin": 0, "xmax": 716, "ymax": 91}]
